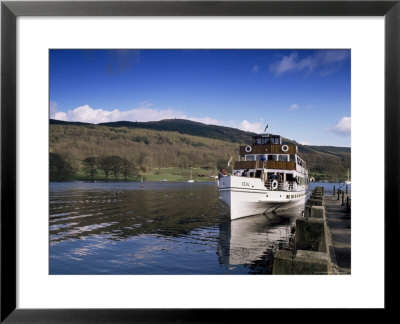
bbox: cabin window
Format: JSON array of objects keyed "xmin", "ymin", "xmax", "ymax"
[
  {"xmin": 279, "ymin": 155, "xmax": 288, "ymax": 162},
  {"xmin": 290, "ymin": 155, "xmax": 296, "ymax": 162},
  {"xmin": 246, "ymin": 155, "xmax": 256, "ymax": 161},
  {"xmin": 263, "ymin": 138, "xmax": 270, "ymax": 144},
  {"xmin": 255, "ymin": 138, "xmax": 262, "ymax": 145},
  {"xmin": 297, "ymin": 157, "xmax": 304, "ymax": 167},
  {"xmin": 268, "ymin": 155, "xmax": 277, "ymax": 161}
]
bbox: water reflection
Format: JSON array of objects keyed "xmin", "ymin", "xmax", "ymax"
[{"xmin": 218, "ymin": 213, "xmax": 296, "ymax": 268}]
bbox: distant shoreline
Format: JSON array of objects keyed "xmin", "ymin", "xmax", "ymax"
[{"xmin": 49, "ymin": 179, "xmax": 216, "ymax": 183}]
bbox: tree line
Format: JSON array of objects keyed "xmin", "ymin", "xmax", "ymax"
[
  {"xmin": 50, "ymin": 124, "xmax": 351, "ymax": 181},
  {"xmin": 50, "ymin": 124, "xmax": 237, "ymax": 178},
  {"xmin": 82, "ymin": 155, "xmax": 137, "ymax": 182},
  {"xmin": 50, "ymin": 153, "xmax": 139, "ymax": 182}
]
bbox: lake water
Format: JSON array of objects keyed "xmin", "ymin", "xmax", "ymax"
[{"xmin": 50, "ymin": 181, "xmax": 346, "ymax": 275}]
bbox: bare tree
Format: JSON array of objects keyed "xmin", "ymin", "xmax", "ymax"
[
  {"xmin": 82, "ymin": 157, "xmax": 97, "ymax": 182},
  {"xmin": 120, "ymin": 158, "xmax": 134, "ymax": 181},
  {"xmin": 139, "ymin": 152, "xmax": 153, "ymax": 173},
  {"xmin": 110, "ymin": 155, "xmax": 122, "ymax": 180},
  {"xmin": 98, "ymin": 156, "xmax": 113, "ymax": 181}
]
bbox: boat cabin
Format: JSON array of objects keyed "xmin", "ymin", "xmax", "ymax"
[
  {"xmin": 233, "ymin": 133, "xmax": 308, "ymax": 191},
  {"xmin": 253, "ymin": 134, "xmax": 282, "ymax": 145}
]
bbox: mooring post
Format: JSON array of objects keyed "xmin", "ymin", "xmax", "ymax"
[
  {"xmin": 341, "ymin": 191, "xmax": 345, "ymax": 206},
  {"xmin": 337, "ymin": 189, "xmax": 340, "ymax": 200},
  {"xmin": 346, "ymin": 196, "xmax": 351, "ymax": 213},
  {"xmin": 333, "ymin": 185, "xmax": 335, "ymax": 196},
  {"xmin": 346, "ymin": 184, "xmax": 348, "ymax": 195}
]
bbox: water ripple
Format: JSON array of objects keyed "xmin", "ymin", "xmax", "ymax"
[{"xmin": 50, "ymin": 181, "xmax": 296, "ymax": 274}]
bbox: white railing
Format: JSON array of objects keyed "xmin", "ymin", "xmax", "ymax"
[{"xmin": 264, "ymin": 180, "xmax": 299, "ymax": 191}]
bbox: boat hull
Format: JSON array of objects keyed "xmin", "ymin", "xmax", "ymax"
[{"xmin": 218, "ymin": 175, "xmax": 307, "ymax": 220}]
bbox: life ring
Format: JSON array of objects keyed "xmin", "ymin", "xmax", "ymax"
[
  {"xmin": 245, "ymin": 145, "xmax": 252, "ymax": 153},
  {"xmin": 281, "ymin": 144, "xmax": 289, "ymax": 152},
  {"xmin": 271, "ymin": 180, "xmax": 278, "ymax": 190}
]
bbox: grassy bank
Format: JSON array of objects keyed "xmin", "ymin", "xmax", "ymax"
[
  {"xmin": 143, "ymin": 167, "xmax": 217, "ymax": 182},
  {"xmin": 53, "ymin": 167, "xmax": 218, "ymax": 182}
]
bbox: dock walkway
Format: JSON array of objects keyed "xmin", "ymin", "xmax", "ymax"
[{"xmin": 324, "ymin": 195, "xmax": 351, "ymax": 274}]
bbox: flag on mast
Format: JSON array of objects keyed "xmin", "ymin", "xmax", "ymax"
[
  {"xmin": 264, "ymin": 124, "xmax": 269, "ymax": 132},
  {"xmin": 227, "ymin": 155, "xmax": 232, "ymax": 167}
]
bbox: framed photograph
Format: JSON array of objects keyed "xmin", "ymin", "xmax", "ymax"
[{"xmin": 1, "ymin": 0, "xmax": 398, "ymax": 321}]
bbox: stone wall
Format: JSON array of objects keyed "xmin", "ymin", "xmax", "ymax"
[{"xmin": 273, "ymin": 186, "xmax": 338, "ymax": 275}]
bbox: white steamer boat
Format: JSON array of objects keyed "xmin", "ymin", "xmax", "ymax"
[
  {"xmin": 218, "ymin": 133, "xmax": 309, "ymax": 220},
  {"xmin": 345, "ymin": 168, "xmax": 351, "ymax": 185}
]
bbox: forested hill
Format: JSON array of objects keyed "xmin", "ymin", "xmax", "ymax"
[
  {"xmin": 50, "ymin": 118, "xmax": 256, "ymax": 144},
  {"xmin": 49, "ymin": 119, "xmax": 350, "ymax": 181}
]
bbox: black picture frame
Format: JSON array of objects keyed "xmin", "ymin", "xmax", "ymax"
[{"xmin": 1, "ymin": 0, "xmax": 398, "ymax": 321}]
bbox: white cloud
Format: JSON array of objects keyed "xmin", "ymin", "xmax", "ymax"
[
  {"xmin": 50, "ymin": 101, "xmax": 58, "ymax": 116},
  {"xmin": 53, "ymin": 104, "xmax": 187, "ymax": 124},
  {"xmin": 270, "ymin": 50, "xmax": 349, "ymax": 76},
  {"xmin": 270, "ymin": 52, "xmax": 300, "ymax": 75},
  {"xmin": 53, "ymin": 111, "xmax": 68, "ymax": 121},
  {"xmin": 252, "ymin": 65, "xmax": 260, "ymax": 73},
  {"xmin": 50, "ymin": 103, "xmax": 265, "ymax": 134},
  {"xmin": 50, "ymin": 101, "xmax": 68, "ymax": 120},
  {"xmin": 238, "ymin": 120, "xmax": 264, "ymax": 133},
  {"xmin": 188, "ymin": 116, "xmax": 220, "ymax": 125},
  {"xmin": 329, "ymin": 117, "xmax": 351, "ymax": 136},
  {"xmin": 289, "ymin": 104, "xmax": 300, "ymax": 111}
]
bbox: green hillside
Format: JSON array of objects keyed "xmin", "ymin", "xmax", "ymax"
[
  {"xmin": 51, "ymin": 118, "xmax": 256, "ymax": 144},
  {"xmin": 49, "ymin": 119, "xmax": 350, "ymax": 182}
]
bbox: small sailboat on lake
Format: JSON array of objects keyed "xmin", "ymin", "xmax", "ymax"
[{"xmin": 187, "ymin": 169, "xmax": 194, "ymax": 183}]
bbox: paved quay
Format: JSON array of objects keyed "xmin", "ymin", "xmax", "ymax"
[{"xmin": 324, "ymin": 195, "xmax": 351, "ymax": 274}]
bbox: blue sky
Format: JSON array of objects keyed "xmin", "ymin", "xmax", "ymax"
[{"xmin": 50, "ymin": 49, "xmax": 351, "ymax": 147}]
